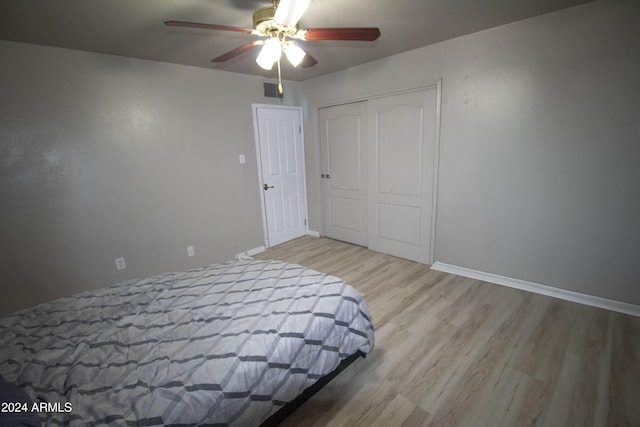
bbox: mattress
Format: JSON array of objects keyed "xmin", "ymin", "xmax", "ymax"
[{"xmin": 0, "ymin": 259, "xmax": 374, "ymax": 426}]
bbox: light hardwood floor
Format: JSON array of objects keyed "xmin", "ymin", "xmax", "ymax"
[{"xmin": 254, "ymin": 236, "xmax": 640, "ymax": 427}]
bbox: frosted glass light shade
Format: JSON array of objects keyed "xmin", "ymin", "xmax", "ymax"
[
  {"xmin": 256, "ymin": 38, "xmax": 282, "ymax": 70},
  {"xmin": 283, "ymin": 42, "xmax": 306, "ymax": 67}
]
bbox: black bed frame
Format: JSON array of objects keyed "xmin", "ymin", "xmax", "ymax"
[{"xmin": 260, "ymin": 351, "xmax": 365, "ymax": 426}]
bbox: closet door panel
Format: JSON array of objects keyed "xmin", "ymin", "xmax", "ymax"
[
  {"xmin": 319, "ymin": 101, "xmax": 368, "ymax": 246},
  {"xmin": 368, "ymin": 87, "xmax": 439, "ymax": 264}
]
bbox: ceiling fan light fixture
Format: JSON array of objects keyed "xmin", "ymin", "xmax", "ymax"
[
  {"xmin": 256, "ymin": 37, "xmax": 282, "ymax": 70},
  {"xmin": 166, "ymin": 1, "xmax": 381, "ymax": 94},
  {"xmin": 283, "ymin": 41, "xmax": 306, "ymax": 67}
]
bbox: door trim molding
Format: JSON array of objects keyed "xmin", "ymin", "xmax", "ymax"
[
  {"xmin": 314, "ymin": 81, "xmax": 443, "ymax": 110},
  {"xmin": 429, "ymin": 80, "xmax": 443, "ymax": 265},
  {"xmin": 251, "ymin": 104, "xmax": 309, "ymax": 248}
]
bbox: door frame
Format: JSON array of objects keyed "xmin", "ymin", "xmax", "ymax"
[
  {"xmin": 314, "ymin": 81, "xmax": 442, "ymax": 264},
  {"xmin": 252, "ymin": 103, "xmax": 310, "ymax": 249}
]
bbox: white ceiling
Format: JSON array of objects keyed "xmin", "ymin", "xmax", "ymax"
[{"xmin": 1, "ymin": 0, "xmax": 596, "ymax": 81}]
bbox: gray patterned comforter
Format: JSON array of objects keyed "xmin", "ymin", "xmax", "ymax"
[{"xmin": 0, "ymin": 259, "xmax": 374, "ymax": 426}]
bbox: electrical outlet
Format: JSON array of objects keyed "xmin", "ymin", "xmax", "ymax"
[
  {"xmin": 115, "ymin": 257, "xmax": 126, "ymax": 270},
  {"xmin": 187, "ymin": 246, "xmax": 195, "ymax": 257}
]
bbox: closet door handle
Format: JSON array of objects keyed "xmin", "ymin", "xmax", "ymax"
[{"xmin": 263, "ymin": 183, "xmax": 274, "ymax": 191}]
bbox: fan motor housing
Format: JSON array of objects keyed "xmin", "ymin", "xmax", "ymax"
[{"xmin": 253, "ymin": 6, "xmax": 276, "ymax": 29}]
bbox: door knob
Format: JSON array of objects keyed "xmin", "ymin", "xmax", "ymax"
[{"xmin": 263, "ymin": 183, "xmax": 274, "ymax": 191}]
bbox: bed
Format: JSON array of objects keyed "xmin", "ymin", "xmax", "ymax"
[{"xmin": 0, "ymin": 259, "xmax": 374, "ymax": 426}]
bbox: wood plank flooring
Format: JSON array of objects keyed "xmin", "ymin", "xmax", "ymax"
[{"xmin": 253, "ymin": 236, "xmax": 640, "ymax": 427}]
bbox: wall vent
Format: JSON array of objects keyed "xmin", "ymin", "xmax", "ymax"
[{"xmin": 263, "ymin": 82, "xmax": 283, "ymax": 98}]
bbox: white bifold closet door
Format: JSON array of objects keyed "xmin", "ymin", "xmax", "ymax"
[
  {"xmin": 319, "ymin": 86, "xmax": 439, "ymax": 264},
  {"xmin": 368, "ymin": 88, "xmax": 438, "ymax": 264},
  {"xmin": 319, "ymin": 101, "xmax": 368, "ymax": 247}
]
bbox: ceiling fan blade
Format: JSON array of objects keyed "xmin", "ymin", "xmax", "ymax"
[
  {"xmin": 165, "ymin": 20, "xmax": 253, "ymax": 34},
  {"xmin": 212, "ymin": 41, "xmax": 263, "ymax": 63},
  {"xmin": 274, "ymin": 0, "xmax": 311, "ymax": 27},
  {"xmin": 303, "ymin": 27, "xmax": 381, "ymax": 41},
  {"xmin": 300, "ymin": 51, "xmax": 318, "ymax": 68}
]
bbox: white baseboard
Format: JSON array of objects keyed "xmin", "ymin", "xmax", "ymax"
[
  {"xmin": 431, "ymin": 262, "xmax": 640, "ymax": 318},
  {"xmin": 238, "ymin": 233, "xmax": 318, "ymax": 260},
  {"xmin": 247, "ymin": 246, "xmax": 266, "ymax": 256},
  {"xmin": 235, "ymin": 245, "xmax": 266, "ymax": 260}
]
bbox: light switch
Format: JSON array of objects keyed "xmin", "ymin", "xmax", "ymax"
[{"xmin": 239, "ymin": 154, "xmax": 246, "ymax": 164}]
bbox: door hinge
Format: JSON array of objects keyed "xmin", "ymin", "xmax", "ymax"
[
  {"xmin": 299, "ymin": 125, "xmax": 302, "ymax": 134},
  {"xmin": 304, "ymin": 218, "xmax": 307, "ymax": 226}
]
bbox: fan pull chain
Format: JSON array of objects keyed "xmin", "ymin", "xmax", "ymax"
[{"xmin": 277, "ymin": 58, "xmax": 283, "ymax": 94}]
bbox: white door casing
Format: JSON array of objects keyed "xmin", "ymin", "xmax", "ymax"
[
  {"xmin": 253, "ymin": 105, "xmax": 307, "ymax": 247},
  {"xmin": 319, "ymin": 101, "xmax": 368, "ymax": 246},
  {"xmin": 368, "ymin": 87, "xmax": 439, "ymax": 264}
]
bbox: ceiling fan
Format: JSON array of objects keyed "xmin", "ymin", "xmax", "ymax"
[{"xmin": 165, "ymin": 0, "xmax": 380, "ymax": 93}]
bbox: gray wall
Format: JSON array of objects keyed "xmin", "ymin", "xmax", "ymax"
[
  {"xmin": 301, "ymin": 0, "xmax": 640, "ymax": 305},
  {"xmin": 0, "ymin": 41, "xmax": 301, "ymax": 315},
  {"xmin": 2, "ymin": 0, "xmax": 639, "ymax": 315}
]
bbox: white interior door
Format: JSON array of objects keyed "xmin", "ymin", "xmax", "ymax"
[
  {"xmin": 254, "ymin": 106, "xmax": 307, "ymax": 247},
  {"xmin": 368, "ymin": 88, "xmax": 439, "ymax": 264},
  {"xmin": 319, "ymin": 101, "xmax": 368, "ymax": 246}
]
